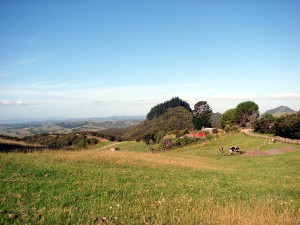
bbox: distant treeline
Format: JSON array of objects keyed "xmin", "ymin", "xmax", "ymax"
[
  {"xmin": 0, "ymin": 135, "xmax": 43, "ymax": 152},
  {"xmin": 23, "ymin": 129, "xmax": 125, "ymax": 149},
  {"xmin": 23, "ymin": 133, "xmax": 95, "ymax": 149},
  {"xmin": 57, "ymin": 121, "xmax": 89, "ymax": 129},
  {"xmin": 0, "ymin": 129, "xmax": 126, "ymax": 152}
]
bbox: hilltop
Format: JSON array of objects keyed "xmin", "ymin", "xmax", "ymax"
[
  {"xmin": 264, "ymin": 105, "xmax": 296, "ymax": 117},
  {"xmin": 123, "ymin": 106, "xmax": 194, "ymax": 141}
]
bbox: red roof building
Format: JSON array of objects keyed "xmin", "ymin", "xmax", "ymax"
[{"xmin": 186, "ymin": 132, "xmax": 206, "ymax": 138}]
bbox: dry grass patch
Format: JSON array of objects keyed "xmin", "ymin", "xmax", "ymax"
[
  {"xmin": 153, "ymin": 197, "xmax": 300, "ymax": 225},
  {"xmin": 0, "ymin": 138, "xmax": 41, "ymax": 147},
  {"xmin": 46, "ymin": 150, "xmax": 224, "ymax": 171}
]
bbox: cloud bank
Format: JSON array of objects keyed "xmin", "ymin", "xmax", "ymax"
[
  {"xmin": 0, "ymin": 100, "xmax": 44, "ymax": 106},
  {"xmin": 268, "ymin": 93, "xmax": 300, "ymax": 100},
  {"xmin": 211, "ymin": 92, "xmax": 259, "ymax": 101}
]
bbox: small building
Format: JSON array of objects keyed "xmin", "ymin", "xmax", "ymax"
[
  {"xmin": 186, "ymin": 132, "xmax": 206, "ymax": 138},
  {"xmin": 201, "ymin": 128, "xmax": 216, "ymax": 134}
]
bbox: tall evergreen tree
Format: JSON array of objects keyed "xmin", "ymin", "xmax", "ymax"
[
  {"xmin": 236, "ymin": 101, "xmax": 259, "ymax": 127},
  {"xmin": 192, "ymin": 101, "xmax": 212, "ymax": 129}
]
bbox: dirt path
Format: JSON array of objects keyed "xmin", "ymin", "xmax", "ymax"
[
  {"xmin": 241, "ymin": 129, "xmax": 300, "ymax": 145},
  {"xmin": 241, "ymin": 147, "xmax": 296, "ymax": 157},
  {"xmin": 240, "ymin": 129, "xmax": 271, "ymax": 139},
  {"xmin": 97, "ymin": 142, "xmax": 119, "ymax": 150}
]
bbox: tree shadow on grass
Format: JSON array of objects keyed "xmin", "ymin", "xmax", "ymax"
[{"xmin": 0, "ymin": 143, "xmax": 44, "ymax": 153}]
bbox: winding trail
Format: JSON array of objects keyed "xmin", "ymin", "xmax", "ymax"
[
  {"xmin": 240, "ymin": 129, "xmax": 271, "ymax": 139},
  {"xmin": 240, "ymin": 129, "xmax": 300, "ymax": 145},
  {"xmin": 97, "ymin": 142, "xmax": 119, "ymax": 150}
]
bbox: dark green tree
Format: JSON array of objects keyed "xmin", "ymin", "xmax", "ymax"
[
  {"xmin": 192, "ymin": 101, "xmax": 212, "ymax": 129},
  {"xmin": 146, "ymin": 97, "xmax": 192, "ymax": 120},
  {"xmin": 143, "ymin": 133, "xmax": 155, "ymax": 145},
  {"xmin": 236, "ymin": 101, "xmax": 259, "ymax": 127},
  {"xmin": 274, "ymin": 112, "xmax": 300, "ymax": 139},
  {"xmin": 220, "ymin": 108, "xmax": 237, "ymax": 128},
  {"xmin": 254, "ymin": 113, "xmax": 275, "ymax": 134}
]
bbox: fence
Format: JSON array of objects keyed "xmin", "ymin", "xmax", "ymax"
[{"xmin": 242, "ymin": 130, "xmax": 300, "ymax": 145}]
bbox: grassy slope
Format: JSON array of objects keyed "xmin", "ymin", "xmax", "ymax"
[
  {"xmin": 88, "ymin": 140, "xmax": 113, "ymax": 150},
  {"xmin": 122, "ymin": 106, "xmax": 194, "ymax": 141},
  {"xmin": 1, "ymin": 134, "xmax": 300, "ymax": 224}
]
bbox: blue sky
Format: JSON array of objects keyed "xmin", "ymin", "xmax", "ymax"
[{"xmin": 0, "ymin": 0, "xmax": 299, "ymax": 120}]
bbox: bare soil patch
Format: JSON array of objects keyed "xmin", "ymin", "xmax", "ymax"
[
  {"xmin": 242, "ymin": 146, "xmax": 297, "ymax": 157},
  {"xmin": 280, "ymin": 146, "xmax": 296, "ymax": 152},
  {"xmin": 265, "ymin": 149, "xmax": 284, "ymax": 155},
  {"xmin": 241, "ymin": 150, "xmax": 268, "ymax": 157}
]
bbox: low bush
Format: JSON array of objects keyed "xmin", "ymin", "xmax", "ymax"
[{"xmin": 160, "ymin": 135, "xmax": 215, "ymax": 151}]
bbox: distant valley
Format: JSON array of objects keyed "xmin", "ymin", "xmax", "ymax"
[{"xmin": 0, "ymin": 116, "xmax": 144, "ymax": 137}]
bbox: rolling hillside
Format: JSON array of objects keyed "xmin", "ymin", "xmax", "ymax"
[
  {"xmin": 0, "ymin": 119, "xmax": 141, "ymax": 138},
  {"xmin": 1, "ymin": 133, "xmax": 299, "ymax": 224}
]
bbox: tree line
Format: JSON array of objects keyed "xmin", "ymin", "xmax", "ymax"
[
  {"xmin": 254, "ymin": 112, "xmax": 300, "ymax": 139},
  {"xmin": 219, "ymin": 101, "xmax": 299, "ymax": 139}
]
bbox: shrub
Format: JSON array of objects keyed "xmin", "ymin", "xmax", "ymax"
[
  {"xmin": 254, "ymin": 113, "xmax": 275, "ymax": 134},
  {"xmin": 224, "ymin": 125, "xmax": 240, "ymax": 134},
  {"xmin": 75, "ymin": 137, "xmax": 87, "ymax": 149},
  {"xmin": 159, "ymin": 134, "xmax": 214, "ymax": 151},
  {"xmin": 274, "ymin": 112, "xmax": 300, "ymax": 139},
  {"xmin": 89, "ymin": 138, "xmax": 98, "ymax": 145},
  {"xmin": 212, "ymin": 128, "xmax": 218, "ymax": 134},
  {"xmin": 161, "ymin": 138, "xmax": 173, "ymax": 149}
]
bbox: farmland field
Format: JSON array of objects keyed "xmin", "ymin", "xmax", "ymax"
[{"xmin": 1, "ymin": 134, "xmax": 300, "ymax": 224}]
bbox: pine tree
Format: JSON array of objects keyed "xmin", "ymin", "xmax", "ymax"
[{"xmin": 192, "ymin": 101, "xmax": 212, "ymax": 129}]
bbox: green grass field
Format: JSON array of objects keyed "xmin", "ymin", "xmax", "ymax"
[{"xmin": 1, "ymin": 134, "xmax": 300, "ymax": 224}]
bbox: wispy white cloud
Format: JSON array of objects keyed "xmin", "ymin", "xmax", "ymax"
[
  {"xmin": 134, "ymin": 97, "xmax": 167, "ymax": 106},
  {"xmin": 29, "ymin": 80, "xmax": 76, "ymax": 89},
  {"xmin": 211, "ymin": 92, "xmax": 259, "ymax": 101},
  {"xmin": 268, "ymin": 92, "xmax": 300, "ymax": 100},
  {"xmin": 0, "ymin": 100, "xmax": 44, "ymax": 106},
  {"xmin": 26, "ymin": 33, "xmax": 40, "ymax": 44},
  {"xmin": 0, "ymin": 82, "xmax": 214, "ymax": 104},
  {"xmin": 19, "ymin": 55, "xmax": 40, "ymax": 65}
]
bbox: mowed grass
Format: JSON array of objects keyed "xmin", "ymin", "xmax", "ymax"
[{"xmin": 1, "ymin": 134, "xmax": 300, "ymax": 224}]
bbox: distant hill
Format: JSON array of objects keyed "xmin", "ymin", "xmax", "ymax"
[
  {"xmin": 123, "ymin": 106, "xmax": 194, "ymax": 141},
  {"xmin": 0, "ymin": 118, "xmax": 143, "ymax": 138},
  {"xmin": 0, "ymin": 115, "xmax": 145, "ymax": 125},
  {"xmin": 264, "ymin": 106, "xmax": 296, "ymax": 117},
  {"xmin": 211, "ymin": 112, "xmax": 222, "ymax": 128}
]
